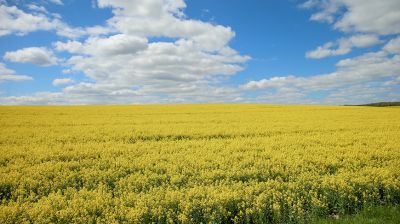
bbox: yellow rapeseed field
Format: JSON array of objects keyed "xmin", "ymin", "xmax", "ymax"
[{"xmin": 0, "ymin": 105, "xmax": 399, "ymax": 223}]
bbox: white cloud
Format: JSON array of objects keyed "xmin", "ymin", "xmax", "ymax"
[
  {"xmin": 0, "ymin": 82, "xmax": 244, "ymax": 105},
  {"xmin": 0, "ymin": 4, "xmax": 110, "ymax": 38},
  {"xmin": 348, "ymin": 34, "xmax": 382, "ymax": 48},
  {"xmin": 302, "ymin": 0, "xmax": 400, "ymax": 35},
  {"xmin": 325, "ymin": 84, "xmax": 395, "ymax": 105},
  {"xmin": 4, "ymin": 47, "xmax": 58, "ymax": 66},
  {"xmin": 84, "ymin": 25, "xmax": 115, "ymax": 36},
  {"xmin": 2, "ymin": 0, "xmax": 397, "ymax": 105},
  {"xmin": 384, "ymin": 36, "xmax": 400, "ymax": 54},
  {"xmin": 0, "ymin": 63, "xmax": 33, "ymax": 82},
  {"xmin": 334, "ymin": 0, "xmax": 400, "ymax": 35},
  {"xmin": 306, "ymin": 34, "xmax": 382, "ymax": 59},
  {"xmin": 63, "ymin": 39, "xmax": 248, "ymax": 86},
  {"xmin": 0, "ymin": 0, "xmax": 249, "ymax": 105},
  {"xmin": 244, "ymin": 76, "xmax": 298, "ymax": 89},
  {"xmin": 299, "ymin": 0, "xmax": 320, "ymax": 9},
  {"xmin": 244, "ymin": 48, "xmax": 400, "ymax": 91},
  {"xmin": 307, "ymin": 1, "xmax": 342, "ymax": 23},
  {"xmin": 306, "ymin": 41, "xmax": 350, "ymax": 59},
  {"xmin": 278, "ymin": 1, "xmax": 400, "ymax": 104},
  {"xmin": 97, "ymin": 0, "xmax": 234, "ymax": 51},
  {"xmin": 384, "ymin": 76, "xmax": 400, "ymax": 86},
  {"xmin": 257, "ymin": 88, "xmax": 308, "ymax": 104},
  {"xmin": 0, "ymin": 88, "xmax": 151, "ymax": 105},
  {"xmin": 27, "ymin": 4, "xmax": 48, "ymax": 14},
  {"xmin": 0, "ymin": 92, "xmax": 63, "ymax": 105},
  {"xmin": 54, "ymin": 34, "xmax": 148, "ymax": 56},
  {"xmin": 48, "ymin": 0, "xmax": 63, "ymax": 5},
  {"xmin": 0, "ymin": 5, "xmax": 55, "ymax": 36},
  {"xmin": 52, "ymin": 78, "xmax": 73, "ymax": 86},
  {"xmin": 45, "ymin": 0, "xmax": 250, "ymax": 104}
]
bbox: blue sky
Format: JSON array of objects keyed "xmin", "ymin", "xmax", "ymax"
[{"xmin": 0, "ymin": 0, "xmax": 399, "ymax": 105}]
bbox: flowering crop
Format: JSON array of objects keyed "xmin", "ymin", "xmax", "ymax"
[{"xmin": 0, "ymin": 105, "xmax": 399, "ymax": 223}]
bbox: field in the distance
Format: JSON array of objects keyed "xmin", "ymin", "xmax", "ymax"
[{"xmin": 0, "ymin": 105, "xmax": 399, "ymax": 223}]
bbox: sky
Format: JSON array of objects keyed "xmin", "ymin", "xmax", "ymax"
[{"xmin": 0, "ymin": 0, "xmax": 399, "ymax": 105}]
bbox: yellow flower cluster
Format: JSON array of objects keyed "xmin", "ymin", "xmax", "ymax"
[{"xmin": 0, "ymin": 105, "xmax": 399, "ymax": 223}]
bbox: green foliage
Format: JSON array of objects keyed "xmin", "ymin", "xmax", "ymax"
[{"xmin": 314, "ymin": 206, "xmax": 400, "ymax": 224}]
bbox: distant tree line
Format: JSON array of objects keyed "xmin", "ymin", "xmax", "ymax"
[{"xmin": 346, "ymin": 102, "xmax": 400, "ymax": 107}]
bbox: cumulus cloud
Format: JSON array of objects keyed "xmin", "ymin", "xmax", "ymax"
[
  {"xmin": 348, "ymin": 34, "xmax": 383, "ymax": 48},
  {"xmin": 236, "ymin": 0, "xmax": 400, "ymax": 104},
  {"xmin": 54, "ymin": 34, "xmax": 148, "ymax": 56},
  {"xmin": 97, "ymin": 0, "xmax": 234, "ymax": 51},
  {"xmin": 2, "ymin": 0, "xmax": 398, "ymax": 105},
  {"xmin": 52, "ymin": 78, "xmax": 73, "ymax": 86},
  {"xmin": 301, "ymin": 0, "xmax": 400, "ymax": 60},
  {"xmin": 0, "ymin": 63, "xmax": 33, "ymax": 82},
  {"xmin": 0, "ymin": 0, "xmax": 249, "ymax": 105},
  {"xmin": 4, "ymin": 47, "xmax": 58, "ymax": 66},
  {"xmin": 45, "ymin": 0, "xmax": 249, "ymax": 104},
  {"xmin": 300, "ymin": 0, "xmax": 342, "ymax": 23},
  {"xmin": 243, "ymin": 48, "xmax": 400, "ymax": 91},
  {"xmin": 306, "ymin": 42, "xmax": 350, "ymax": 59},
  {"xmin": 0, "ymin": 4, "xmax": 110, "ymax": 38},
  {"xmin": 301, "ymin": 0, "xmax": 400, "ymax": 35},
  {"xmin": 0, "ymin": 5, "xmax": 55, "ymax": 36},
  {"xmin": 62, "ymin": 39, "xmax": 248, "ymax": 84},
  {"xmin": 306, "ymin": 34, "xmax": 382, "ymax": 59}
]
